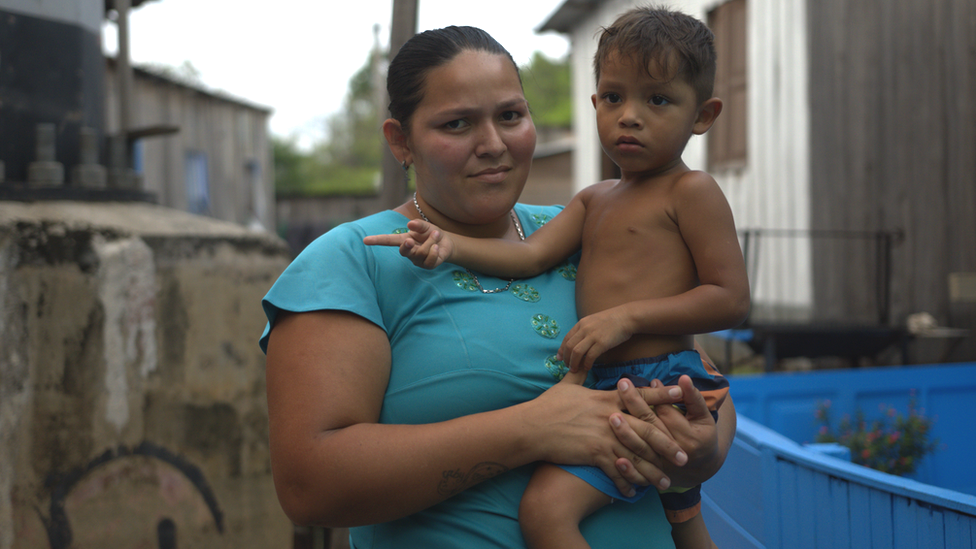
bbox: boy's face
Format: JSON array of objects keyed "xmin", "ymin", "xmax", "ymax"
[{"xmin": 592, "ymin": 52, "xmax": 714, "ymax": 178}]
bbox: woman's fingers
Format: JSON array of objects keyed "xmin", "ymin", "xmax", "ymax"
[
  {"xmin": 614, "ymin": 377, "xmax": 690, "ymax": 465},
  {"xmin": 558, "ymin": 369, "xmax": 588, "ymax": 386},
  {"xmin": 614, "ymin": 456, "xmax": 669, "ymax": 491}
]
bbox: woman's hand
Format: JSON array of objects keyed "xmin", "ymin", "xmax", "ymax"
[
  {"xmin": 611, "ymin": 375, "xmax": 731, "ymax": 490},
  {"xmin": 526, "ymin": 370, "xmax": 687, "ymax": 498}
]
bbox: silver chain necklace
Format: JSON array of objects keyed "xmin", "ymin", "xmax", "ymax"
[{"xmin": 412, "ymin": 192, "xmax": 525, "ymax": 294}]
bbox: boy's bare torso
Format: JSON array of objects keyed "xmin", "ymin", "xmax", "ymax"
[{"xmin": 575, "ymin": 172, "xmax": 698, "ymax": 364}]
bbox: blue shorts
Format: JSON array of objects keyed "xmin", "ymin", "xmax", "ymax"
[{"xmin": 558, "ymin": 350, "xmax": 728, "ymax": 520}]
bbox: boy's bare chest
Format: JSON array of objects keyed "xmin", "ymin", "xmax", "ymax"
[{"xmin": 581, "ymin": 189, "xmax": 683, "ymax": 252}]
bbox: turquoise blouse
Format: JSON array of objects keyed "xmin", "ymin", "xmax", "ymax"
[{"xmin": 260, "ymin": 204, "xmax": 675, "ymax": 549}]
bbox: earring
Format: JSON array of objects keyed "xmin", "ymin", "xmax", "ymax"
[{"xmin": 401, "ymin": 160, "xmax": 409, "ymax": 171}]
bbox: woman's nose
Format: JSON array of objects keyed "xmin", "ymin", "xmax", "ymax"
[{"xmin": 475, "ymin": 124, "xmax": 507, "ymax": 157}]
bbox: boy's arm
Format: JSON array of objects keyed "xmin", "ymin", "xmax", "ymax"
[
  {"xmin": 365, "ymin": 192, "xmax": 590, "ymax": 277},
  {"xmin": 559, "ymin": 172, "xmax": 750, "ymax": 371}
]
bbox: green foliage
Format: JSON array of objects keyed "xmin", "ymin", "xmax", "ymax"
[
  {"xmin": 274, "ymin": 50, "xmax": 570, "ymax": 196},
  {"xmin": 273, "ymin": 52, "xmax": 381, "ymax": 197},
  {"xmin": 814, "ymin": 395, "xmax": 939, "ymax": 476},
  {"xmin": 272, "ymin": 136, "xmax": 310, "ymax": 194},
  {"xmin": 520, "ymin": 52, "xmax": 572, "ymax": 129}
]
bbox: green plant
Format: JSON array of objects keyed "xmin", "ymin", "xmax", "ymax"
[{"xmin": 814, "ymin": 394, "xmax": 939, "ymax": 476}]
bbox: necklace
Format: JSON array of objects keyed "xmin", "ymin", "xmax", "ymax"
[{"xmin": 412, "ymin": 192, "xmax": 525, "ymax": 294}]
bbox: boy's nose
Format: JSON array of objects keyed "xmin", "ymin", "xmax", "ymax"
[{"xmin": 618, "ymin": 104, "xmax": 643, "ymax": 128}]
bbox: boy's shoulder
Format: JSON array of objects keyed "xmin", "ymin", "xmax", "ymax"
[
  {"xmin": 671, "ymin": 169, "xmax": 722, "ymax": 195},
  {"xmin": 580, "ymin": 179, "xmax": 620, "ymax": 196}
]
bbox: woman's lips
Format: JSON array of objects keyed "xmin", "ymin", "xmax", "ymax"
[{"xmin": 470, "ymin": 166, "xmax": 511, "ymax": 183}]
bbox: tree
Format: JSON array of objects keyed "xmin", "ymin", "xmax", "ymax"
[
  {"xmin": 274, "ymin": 52, "xmax": 383, "ymax": 196},
  {"xmin": 520, "ymin": 52, "xmax": 572, "ymax": 130},
  {"xmin": 274, "ymin": 50, "xmax": 572, "ymax": 196}
]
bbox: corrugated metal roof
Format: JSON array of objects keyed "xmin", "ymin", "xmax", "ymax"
[
  {"xmin": 536, "ymin": 0, "xmax": 604, "ymax": 34},
  {"xmin": 105, "ymin": 0, "xmax": 159, "ymax": 13}
]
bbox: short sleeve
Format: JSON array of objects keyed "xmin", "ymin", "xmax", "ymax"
[{"xmin": 259, "ymin": 218, "xmax": 388, "ymax": 353}]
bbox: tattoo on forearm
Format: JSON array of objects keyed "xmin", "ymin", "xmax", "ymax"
[{"xmin": 437, "ymin": 462, "xmax": 509, "ymax": 496}]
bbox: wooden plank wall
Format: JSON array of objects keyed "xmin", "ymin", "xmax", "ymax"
[
  {"xmin": 806, "ymin": 0, "xmax": 976, "ymax": 346},
  {"xmin": 104, "ymin": 64, "xmax": 275, "ymax": 231}
]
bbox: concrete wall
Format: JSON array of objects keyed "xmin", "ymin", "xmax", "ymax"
[{"xmin": 0, "ymin": 201, "xmax": 293, "ymax": 549}]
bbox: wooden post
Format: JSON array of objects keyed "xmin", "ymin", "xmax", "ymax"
[
  {"xmin": 380, "ymin": 0, "xmax": 419, "ymax": 210},
  {"xmin": 115, "ymin": 0, "xmax": 133, "ymax": 136}
]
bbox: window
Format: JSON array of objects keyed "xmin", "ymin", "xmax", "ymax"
[
  {"xmin": 708, "ymin": 0, "xmax": 747, "ymax": 168},
  {"xmin": 184, "ymin": 151, "xmax": 210, "ymax": 215},
  {"xmin": 246, "ymin": 159, "xmax": 266, "ymax": 230},
  {"xmin": 132, "ymin": 140, "xmax": 144, "ymax": 174}
]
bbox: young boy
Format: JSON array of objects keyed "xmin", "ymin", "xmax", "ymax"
[{"xmin": 366, "ymin": 7, "xmax": 749, "ymax": 548}]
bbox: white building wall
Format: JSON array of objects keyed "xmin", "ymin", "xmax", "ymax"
[{"xmin": 560, "ymin": 0, "xmax": 812, "ymax": 319}]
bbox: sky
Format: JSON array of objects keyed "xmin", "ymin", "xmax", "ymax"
[{"xmin": 104, "ymin": 0, "xmax": 570, "ymax": 148}]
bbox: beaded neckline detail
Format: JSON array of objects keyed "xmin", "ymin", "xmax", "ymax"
[{"xmin": 412, "ymin": 192, "xmax": 524, "ymax": 294}]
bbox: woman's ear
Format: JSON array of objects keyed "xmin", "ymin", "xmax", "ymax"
[
  {"xmin": 383, "ymin": 118, "xmax": 410, "ymax": 164},
  {"xmin": 692, "ymin": 98, "xmax": 723, "ymax": 135}
]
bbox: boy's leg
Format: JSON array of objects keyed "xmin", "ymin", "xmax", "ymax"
[
  {"xmin": 670, "ymin": 512, "xmax": 718, "ymax": 549},
  {"xmin": 519, "ymin": 463, "xmax": 612, "ymax": 549}
]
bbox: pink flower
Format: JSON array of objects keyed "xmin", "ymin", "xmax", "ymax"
[
  {"xmin": 861, "ymin": 449, "xmax": 872, "ymax": 459},
  {"xmin": 819, "ymin": 425, "xmax": 829, "ymax": 435}
]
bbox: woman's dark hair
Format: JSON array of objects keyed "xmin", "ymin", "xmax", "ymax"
[{"xmin": 387, "ymin": 26, "xmax": 521, "ymax": 133}]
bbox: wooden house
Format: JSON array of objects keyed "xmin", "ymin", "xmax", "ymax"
[
  {"xmin": 0, "ymin": 0, "xmax": 274, "ymax": 231},
  {"xmin": 104, "ymin": 60, "xmax": 275, "ymax": 231},
  {"xmin": 539, "ymin": 0, "xmax": 976, "ymax": 364}
]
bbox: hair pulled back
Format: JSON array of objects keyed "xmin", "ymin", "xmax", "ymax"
[{"xmin": 387, "ymin": 26, "xmax": 521, "ymax": 133}]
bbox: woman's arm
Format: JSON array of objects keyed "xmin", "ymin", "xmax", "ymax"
[{"xmin": 265, "ymin": 309, "xmax": 690, "ymax": 527}]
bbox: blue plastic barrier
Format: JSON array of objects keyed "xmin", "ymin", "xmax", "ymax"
[{"xmin": 701, "ymin": 363, "xmax": 976, "ymax": 548}]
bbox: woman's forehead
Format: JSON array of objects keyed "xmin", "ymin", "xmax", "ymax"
[{"xmin": 418, "ymin": 50, "xmax": 524, "ymax": 111}]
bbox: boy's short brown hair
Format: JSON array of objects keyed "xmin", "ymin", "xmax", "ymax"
[{"xmin": 594, "ymin": 6, "xmax": 717, "ymax": 105}]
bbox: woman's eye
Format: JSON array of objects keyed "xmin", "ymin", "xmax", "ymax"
[
  {"xmin": 500, "ymin": 111, "xmax": 522, "ymax": 122},
  {"xmin": 444, "ymin": 119, "xmax": 469, "ymax": 130},
  {"xmin": 650, "ymin": 95, "xmax": 670, "ymax": 106}
]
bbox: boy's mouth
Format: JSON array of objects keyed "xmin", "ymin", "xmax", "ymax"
[{"xmin": 615, "ymin": 136, "xmax": 644, "ymax": 149}]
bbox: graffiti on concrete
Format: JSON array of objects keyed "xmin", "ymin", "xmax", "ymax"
[{"xmin": 39, "ymin": 441, "xmax": 223, "ymax": 549}]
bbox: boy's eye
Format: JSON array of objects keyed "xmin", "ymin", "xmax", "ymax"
[
  {"xmin": 605, "ymin": 93, "xmax": 621, "ymax": 103},
  {"xmin": 650, "ymin": 95, "xmax": 670, "ymax": 106}
]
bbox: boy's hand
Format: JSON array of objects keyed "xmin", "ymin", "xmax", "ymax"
[
  {"xmin": 556, "ymin": 309, "xmax": 633, "ymax": 372},
  {"xmin": 363, "ymin": 219, "xmax": 455, "ymax": 269}
]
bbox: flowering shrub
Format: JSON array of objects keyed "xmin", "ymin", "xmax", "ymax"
[{"xmin": 814, "ymin": 394, "xmax": 939, "ymax": 476}]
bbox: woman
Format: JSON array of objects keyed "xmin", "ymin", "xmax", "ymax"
[{"xmin": 261, "ymin": 26, "xmax": 734, "ymax": 548}]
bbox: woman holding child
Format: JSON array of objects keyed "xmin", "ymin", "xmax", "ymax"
[{"xmin": 261, "ymin": 15, "xmax": 735, "ymax": 549}]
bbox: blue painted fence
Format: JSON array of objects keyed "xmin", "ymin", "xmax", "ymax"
[{"xmin": 701, "ymin": 363, "xmax": 976, "ymax": 549}]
